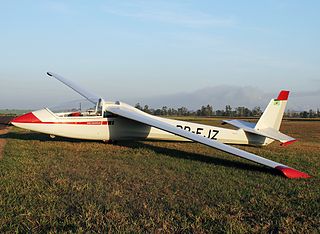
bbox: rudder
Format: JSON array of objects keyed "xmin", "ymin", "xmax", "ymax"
[{"xmin": 255, "ymin": 91, "xmax": 289, "ymax": 131}]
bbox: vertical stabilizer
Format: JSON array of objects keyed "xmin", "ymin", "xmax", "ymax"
[{"xmin": 255, "ymin": 91, "xmax": 289, "ymax": 131}]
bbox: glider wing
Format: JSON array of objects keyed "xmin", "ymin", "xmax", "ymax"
[
  {"xmin": 47, "ymin": 72, "xmax": 100, "ymax": 104},
  {"xmin": 107, "ymin": 103, "xmax": 310, "ymax": 179}
]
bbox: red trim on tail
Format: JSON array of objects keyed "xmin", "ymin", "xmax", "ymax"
[
  {"xmin": 277, "ymin": 90, "xmax": 290, "ymax": 101},
  {"xmin": 275, "ymin": 166, "xmax": 311, "ymax": 179},
  {"xmin": 280, "ymin": 139, "xmax": 297, "ymax": 146}
]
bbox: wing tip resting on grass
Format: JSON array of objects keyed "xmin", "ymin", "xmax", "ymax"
[{"xmin": 275, "ymin": 166, "xmax": 311, "ymax": 179}]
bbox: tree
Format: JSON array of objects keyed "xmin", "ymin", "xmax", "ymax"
[
  {"xmin": 309, "ymin": 109, "xmax": 314, "ymax": 118},
  {"xmin": 154, "ymin": 108, "xmax": 162, "ymax": 115},
  {"xmin": 161, "ymin": 106, "xmax": 168, "ymax": 116},
  {"xmin": 236, "ymin": 107, "xmax": 244, "ymax": 117},
  {"xmin": 177, "ymin": 107, "xmax": 188, "ymax": 116},
  {"xmin": 225, "ymin": 105, "xmax": 232, "ymax": 117},
  {"xmin": 206, "ymin": 104, "xmax": 214, "ymax": 116},
  {"xmin": 252, "ymin": 106, "xmax": 262, "ymax": 116},
  {"xmin": 135, "ymin": 103, "xmax": 142, "ymax": 110},
  {"xmin": 215, "ymin": 110, "xmax": 225, "ymax": 116},
  {"xmin": 143, "ymin": 105, "xmax": 152, "ymax": 114},
  {"xmin": 300, "ymin": 111, "xmax": 308, "ymax": 118}
]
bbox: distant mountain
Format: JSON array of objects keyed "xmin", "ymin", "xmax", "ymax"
[
  {"xmin": 7, "ymin": 86, "xmax": 316, "ymax": 112},
  {"xmin": 126, "ymin": 86, "xmax": 320, "ymax": 111},
  {"xmin": 0, "ymin": 109, "xmax": 32, "ymax": 115}
]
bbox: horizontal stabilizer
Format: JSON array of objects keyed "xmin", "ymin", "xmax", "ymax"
[
  {"xmin": 222, "ymin": 119, "xmax": 296, "ymax": 145},
  {"xmin": 222, "ymin": 119, "xmax": 256, "ymax": 130}
]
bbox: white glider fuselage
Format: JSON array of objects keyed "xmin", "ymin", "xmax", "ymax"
[
  {"xmin": 10, "ymin": 72, "xmax": 311, "ymax": 179},
  {"xmin": 12, "ymin": 105, "xmax": 268, "ymax": 146}
]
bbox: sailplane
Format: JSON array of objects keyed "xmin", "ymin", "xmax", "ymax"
[{"xmin": 11, "ymin": 72, "xmax": 311, "ymax": 179}]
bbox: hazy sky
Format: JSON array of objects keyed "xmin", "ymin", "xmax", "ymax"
[{"xmin": 0, "ymin": 0, "xmax": 319, "ymax": 109}]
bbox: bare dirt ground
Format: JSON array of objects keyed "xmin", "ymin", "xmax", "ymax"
[
  {"xmin": 0, "ymin": 125, "xmax": 10, "ymax": 159},
  {"xmin": 0, "ymin": 117, "xmax": 14, "ymax": 159},
  {"xmin": 0, "ymin": 116, "xmax": 14, "ymax": 125}
]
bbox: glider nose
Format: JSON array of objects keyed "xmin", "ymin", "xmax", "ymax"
[{"xmin": 11, "ymin": 112, "xmax": 41, "ymax": 124}]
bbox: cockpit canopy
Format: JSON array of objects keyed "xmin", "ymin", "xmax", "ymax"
[{"xmin": 50, "ymin": 98, "xmax": 117, "ymax": 118}]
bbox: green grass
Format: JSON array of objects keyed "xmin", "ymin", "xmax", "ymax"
[{"xmin": 0, "ymin": 120, "xmax": 319, "ymax": 232}]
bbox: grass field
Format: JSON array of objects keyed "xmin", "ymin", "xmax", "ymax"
[{"xmin": 0, "ymin": 119, "xmax": 319, "ymax": 233}]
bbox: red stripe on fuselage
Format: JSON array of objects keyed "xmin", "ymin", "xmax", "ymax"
[
  {"xmin": 36, "ymin": 121, "xmax": 110, "ymax": 125},
  {"xmin": 12, "ymin": 112, "xmax": 112, "ymax": 125}
]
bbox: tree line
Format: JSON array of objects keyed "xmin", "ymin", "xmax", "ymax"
[{"xmin": 134, "ymin": 103, "xmax": 320, "ymax": 118}]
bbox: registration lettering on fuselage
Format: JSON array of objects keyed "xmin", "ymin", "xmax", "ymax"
[{"xmin": 176, "ymin": 125, "xmax": 219, "ymax": 140}]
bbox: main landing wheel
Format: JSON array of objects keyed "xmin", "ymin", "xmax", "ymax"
[{"xmin": 103, "ymin": 140, "xmax": 118, "ymax": 144}]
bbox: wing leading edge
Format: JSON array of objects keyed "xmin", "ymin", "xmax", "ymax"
[
  {"xmin": 47, "ymin": 72, "xmax": 101, "ymax": 104},
  {"xmin": 107, "ymin": 103, "xmax": 310, "ymax": 179}
]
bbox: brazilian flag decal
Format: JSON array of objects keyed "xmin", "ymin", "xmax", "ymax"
[{"xmin": 274, "ymin": 100, "xmax": 280, "ymax": 106}]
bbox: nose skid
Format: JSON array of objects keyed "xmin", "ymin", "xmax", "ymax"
[{"xmin": 11, "ymin": 112, "xmax": 41, "ymax": 124}]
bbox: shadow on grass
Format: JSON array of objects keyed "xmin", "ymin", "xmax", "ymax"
[
  {"xmin": 118, "ymin": 141, "xmax": 279, "ymax": 176},
  {"xmin": 1, "ymin": 131, "xmax": 279, "ymax": 176},
  {"xmin": 0, "ymin": 131, "xmax": 89, "ymax": 143}
]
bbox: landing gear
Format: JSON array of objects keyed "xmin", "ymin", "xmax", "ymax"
[{"xmin": 102, "ymin": 140, "xmax": 118, "ymax": 144}]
